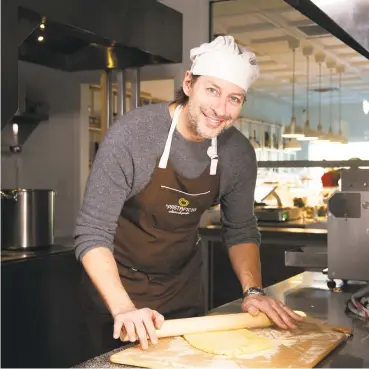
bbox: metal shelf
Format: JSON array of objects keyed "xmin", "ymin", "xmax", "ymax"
[{"xmin": 257, "ymin": 160, "xmax": 369, "ymax": 168}]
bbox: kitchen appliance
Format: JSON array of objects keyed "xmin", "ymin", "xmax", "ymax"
[
  {"xmin": 1, "ymin": 189, "xmax": 55, "ymax": 250},
  {"xmin": 285, "ymin": 168, "xmax": 369, "ymax": 286},
  {"xmin": 254, "ymin": 183, "xmax": 302, "ymax": 222},
  {"xmin": 327, "ymin": 168, "xmax": 369, "ymax": 283},
  {"xmin": 254, "ymin": 206, "xmax": 302, "ymax": 222}
]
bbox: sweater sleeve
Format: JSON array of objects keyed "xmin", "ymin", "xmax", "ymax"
[
  {"xmin": 74, "ymin": 122, "xmax": 134, "ymax": 262},
  {"xmin": 220, "ymin": 143, "xmax": 261, "ymax": 248}
]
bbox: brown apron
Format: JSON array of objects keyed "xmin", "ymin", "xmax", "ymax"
[{"xmin": 80, "ymin": 104, "xmax": 220, "ymax": 357}]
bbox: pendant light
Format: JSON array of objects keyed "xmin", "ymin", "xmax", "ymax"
[
  {"xmin": 334, "ymin": 65, "xmax": 348, "ymax": 144},
  {"xmin": 314, "ymin": 52, "xmax": 329, "ymax": 143},
  {"xmin": 282, "ymin": 46, "xmax": 305, "ymax": 139},
  {"xmin": 298, "ymin": 45, "xmax": 318, "ymax": 141},
  {"xmin": 284, "ymin": 138, "xmax": 302, "ymax": 151},
  {"xmin": 248, "ymin": 88, "xmax": 261, "ymax": 151},
  {"xmin": 321, "ymin": 61, "xmax": 339, "ymax": 142},
  {"xmin": 249, "ymin": 126, "xmax": 261, "ymax": 151}
]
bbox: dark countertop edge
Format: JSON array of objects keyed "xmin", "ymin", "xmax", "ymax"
[
  {"xmin": 1, "ymin": 237, "xmax": 75, "ymax": 263},
  {"xmin": 199, "ymin": 225, "xmax": 327, "ymax": 234}
]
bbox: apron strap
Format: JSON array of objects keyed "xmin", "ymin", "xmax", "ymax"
[
  {"xmin": 159, "ymin": 104, "xmax": 218, "ymax": 176},
  {"xmin": 207, "ymin": 137, "xmax": 218, "ymax": 175},
  {"xmin": 158, "ymin": 105, "xmax": 182, "ymax": 169}
]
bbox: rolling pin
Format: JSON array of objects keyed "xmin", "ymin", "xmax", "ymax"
[
  {"xmin": 120, "ymin": 311, "xmax": 307, "ymax": 342},
  {"xmin": 120, "ymin": 311, "xmax": 305, "ymax": 342}
]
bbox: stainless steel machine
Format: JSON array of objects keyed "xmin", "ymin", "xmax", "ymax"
[
  {"xmin": 327, "ymin": 168, "xmax": 369, "ymax": 284},
  {"xmin": 284, "ymin": 167, "xmax": 369, "ymax": 288}
]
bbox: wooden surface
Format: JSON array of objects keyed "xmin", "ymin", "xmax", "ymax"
[{"xmin": 110, "ymin": 315, "xmax": 351, "ymax": 368}]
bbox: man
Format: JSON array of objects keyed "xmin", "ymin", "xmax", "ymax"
[{"xmin": 74, "ymin": 35, "xmax": 303, "ymax": 357}]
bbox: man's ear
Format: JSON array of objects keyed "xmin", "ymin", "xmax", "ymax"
[{"xmin": 182, "ymin": 71, "xmax": 193, "ymax": 97}]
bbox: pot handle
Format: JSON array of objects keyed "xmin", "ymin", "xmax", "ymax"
[{"xmin": 0, "ymin": 190, "xmax": 19, "ymax": 201}]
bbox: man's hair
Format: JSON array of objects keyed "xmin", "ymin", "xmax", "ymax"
[{"xmin": 173, "ymin": 74, "xmax": 200, "ymax": 106}]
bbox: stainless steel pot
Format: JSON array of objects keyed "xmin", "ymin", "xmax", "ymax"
[{"xmin": 1, "ymin": 189, "xmax": 55, "ymax": 250}]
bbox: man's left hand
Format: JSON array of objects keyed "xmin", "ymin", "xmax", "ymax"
[{"xmin": 241, "ymin": 294, "xmax": 304, "ymax": 329}]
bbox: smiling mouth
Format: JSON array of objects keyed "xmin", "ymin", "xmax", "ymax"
[{"xmin": 202, "ymin": 112, "xmax": 224, "ymax": 128}]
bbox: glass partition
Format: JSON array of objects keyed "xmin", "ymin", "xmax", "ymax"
[{"xmin": 256, "ymin": 159, "xmax": 369, "ymax": 223}]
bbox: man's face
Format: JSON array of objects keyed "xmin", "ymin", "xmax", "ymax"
[{"xmin": 183, "ymin": 73, "xmax": 245, "ymax": 140}]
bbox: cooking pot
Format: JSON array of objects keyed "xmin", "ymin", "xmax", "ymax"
[{"xmin": 1, "ymin": 189, "xmax": 55, "ymax": 250}]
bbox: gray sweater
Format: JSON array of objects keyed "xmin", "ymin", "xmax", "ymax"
[{"xmin": 74, "ymin": 102, "xmax": 261, "ymax": 261}]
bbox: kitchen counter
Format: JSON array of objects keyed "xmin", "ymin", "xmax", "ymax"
[
  {"xmin": 74, "ymin": 272, "xmax": 369, "ymax": 368},
  {"xmin": 199, "ymin": 224, "xmax": 327, "ymax": 307},
  {"xmin": 199, "ymin": 225, "xmax": 327, "ymax": 246},
  {"xmin": 258, "ymin": 218, "xmax": 327, "ymax": 229},
  {"xmin": 1, "ymin": 237, "xmax": 74, "ymax": 263}
]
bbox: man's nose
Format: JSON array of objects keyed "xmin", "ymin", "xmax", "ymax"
[{"xmin": 212, "ymin": 96, "xmax": 228, "ymax": 117}]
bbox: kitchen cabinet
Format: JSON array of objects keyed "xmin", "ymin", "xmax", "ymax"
[
  {"xmin": 1, "ymin": 249, "xmax": 89, "ymax": 368},
  {"xmin": 199, "ymin": 226, "xmax": 325, "ymax": 310},
  {"xmin": 206, "ymin": 241, "xmax": 305, "ymax": 309}
]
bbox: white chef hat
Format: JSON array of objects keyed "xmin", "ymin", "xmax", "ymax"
[{"xmin": 189, "ymin": 35, "xmax": 259, "ymax": 92}]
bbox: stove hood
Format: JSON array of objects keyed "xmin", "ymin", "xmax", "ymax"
[
  {"xmin": 284, "ymin": 0, "xmax": 369, "ymax": 60},
  {"xmin": 1, "ymin": 0, "xmax": 183, "ymax": 131}
]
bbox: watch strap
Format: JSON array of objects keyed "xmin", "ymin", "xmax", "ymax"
[{"xmin": 242, "ymin": 286, "xmax": 266, "ymax": 299}]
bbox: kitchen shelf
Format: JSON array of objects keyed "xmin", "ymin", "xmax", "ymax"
[{"xmin": 87, "ymin": 81, "xmax": 166, "ymax": 168}]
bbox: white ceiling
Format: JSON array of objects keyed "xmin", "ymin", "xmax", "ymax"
[{"xmin": 212, "ymin": 0, "xmax": 369, "ymax": 106}]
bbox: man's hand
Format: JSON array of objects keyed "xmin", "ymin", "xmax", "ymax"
[
  {"xmin": 113, "ymin": 307, "xmax": 165, "ymax": 350},
  {"xmin": 241, "ymin": 294, "xmax": 304, "ymax": 329}
]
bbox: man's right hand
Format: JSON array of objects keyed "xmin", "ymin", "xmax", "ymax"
[{"xmin": 113, "ymin": 307, "xmax": 165, "ymax": 350}]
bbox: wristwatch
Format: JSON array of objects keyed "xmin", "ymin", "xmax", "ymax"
[{"xmin": 242, "ymin": 286, "xmax": 266, "ymax": 300}]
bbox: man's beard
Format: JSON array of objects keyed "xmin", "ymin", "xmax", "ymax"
[{"xmin": 187, "ymin": 99, "xmax": 230, "ymax": 140}]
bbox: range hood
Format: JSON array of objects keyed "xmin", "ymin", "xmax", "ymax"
[
  {"xmin": 284, "ymin": 0, "xmax": 369, "ymax": 60},
  {"xmin": 1, "ymin": 0, "xmax": 183, "ymax": 132}
]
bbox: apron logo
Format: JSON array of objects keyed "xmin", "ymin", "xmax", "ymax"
[
  {"xmin": 178, "ymin": 197, "xmax": 189, "ymax": 207},
  {"xmin": 166, "ymin": 197, "xmax": 197, "ymax": 215}
]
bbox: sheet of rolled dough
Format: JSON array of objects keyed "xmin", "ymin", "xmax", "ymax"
[{"xmin": 183, "ymin": 329, "xmax": 275, "ymax": 356}]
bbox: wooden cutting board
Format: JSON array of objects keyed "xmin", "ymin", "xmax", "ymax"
[{"xmin": 110, "ymin": 315, "xmax": 352, "ymax": 368}]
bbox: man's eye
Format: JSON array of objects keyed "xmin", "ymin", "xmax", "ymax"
[
  {"xmin": 207, "ymin": 88, "xmax": 218, "ymax": 95},
  {"xmin": 230, "ymin": 96, "xmax": 241, "ymax": 104}
]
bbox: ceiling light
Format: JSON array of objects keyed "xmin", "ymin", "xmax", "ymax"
[
  {"xmin": 298, "ymin": 120, "xmax": 318, "ymax": 141},
  {"xmin": 284, "ymin": 138, "xmax": 302, "ymax": 151},
  {"xmin": 282, "ymin": 116, "xmax": 305, "ymax": 138},
  {"xmin": 314, "ymin": 59, "xmax": 328, "ymax": 143},
  {"xmin": 321, "ymin": 126, "xmax": 340, "ymax": 143},
  {"xmin": 310, "ymin": 0, "xmax": 347, "ymax": 6},
  {"xmin": 38, "ymin": 35, "xmax": 44, "ymax": 42},
  {"xmin": 314, "ymin": 121, "xmax": 329, "ymax": 143},
  {"xmin": 12, "ymin": 123, "xmax": 18, "ymax": 135},
  {"xmin": 283, "ymin": 47, "xmax": 305, "ymax": 140},
  {"xmin": 334, "ymin": 128, "xmax": 348, "ymax": 144},
  {"xmin": 299, "ymin": 50, "xmax": 318, "ymax": 141}
]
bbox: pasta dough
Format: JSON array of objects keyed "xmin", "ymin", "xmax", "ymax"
[{"xmin": 183, "ymin": 328, "xmax": 275, "ymax": 356}]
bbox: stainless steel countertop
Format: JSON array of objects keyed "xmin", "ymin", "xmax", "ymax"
[{"xmin": 74, "ymin": 272, "xmax": 369, "ymax": 368}]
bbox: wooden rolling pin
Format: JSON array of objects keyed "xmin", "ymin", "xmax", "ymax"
[
  {"xmin": 120, "ymin": 311, "xmax": 306, "ymax": 342},
  {"xmin": 120, "ymin": 311, "xmax": 307, "ymax": 342}
]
